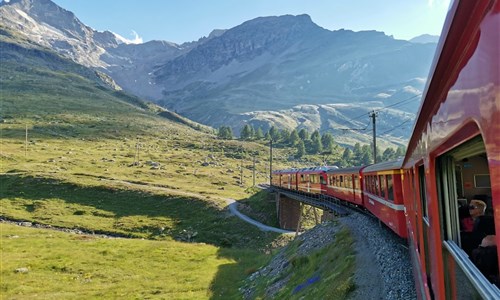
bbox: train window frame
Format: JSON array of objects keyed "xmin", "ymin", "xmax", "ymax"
[
  {"xmin": 474, "ymin": 174, "xmax": 491, "ymax": 188},
  {"xmin": 418, "ymin": 164, "xmax": 429, "ymax": 219},
  {"xmin": 387, "ymin": 175, "xmax": 394, "ymax": 201},
  {"xmin": 379, "ymin": 175, "xmax": 386, "ymax": 199},
  {"xmin": 436, "ymin": 135, "xmax": 499, "ymax": 295}
]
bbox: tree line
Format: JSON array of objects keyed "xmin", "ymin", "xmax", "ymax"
[
  {"xmin": 218, "ymin": 125, "xmax": 335, "ymax": 157},
  {"xmin": 218, "ymin": 124, "xmax": 406, "ymax": 164}
]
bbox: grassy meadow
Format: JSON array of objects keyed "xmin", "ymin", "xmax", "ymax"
[{"xmin": 1, "ymin": 33, "xmax": 353, "ymax": 299}]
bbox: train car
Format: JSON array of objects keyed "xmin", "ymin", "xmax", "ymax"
[
  {"xmin": 279, "ymin": 168, "xmax": 298, "ymax": 191},
  {"xmin": 271, "ymin": 170, "xmax": 282, "ymax": 187},
  {"xmin": 362, "ymin": 159, "xmax": 407, "ymax": 238},
  {"xmin": 402, "ymin": 0, "xmax": 500, "ymax": 298},
  {"xmin": 296, "ymin": 167, "xmax": 328, "ymax": 194},
  {"xmin": 325, "ymin": 166, "xmax": 365, "ymax": 206}
]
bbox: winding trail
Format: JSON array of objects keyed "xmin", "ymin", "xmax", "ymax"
[{"xmin": 225, "ymin": 198, "xmax": 293, "ymax": 234}]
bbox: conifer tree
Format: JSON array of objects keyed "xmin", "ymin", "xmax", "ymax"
[
  {"xmin": 321, "ymin": 132, "xmax": 335, "ymax": 152},
  {"xmin": 240, "ymin": 124, "xmax": 252, "ymax": 140},
  {"xmin": 342, "ymin": 148, "xmax": 353, "ymax": 165},
  {"xmin": 268, "ymin": 126, "xmax": 279, "ymax": 141},
  {"xmin": 279, "ymin": 129, "xmax": 290, "ymax": 143},
  {"xmin": 311, "ymin": 133, "xmax": 323, "ymax": 154},
  {"xmin": 352, "ymin": 143, "xmax": 363, "ymax": 164},
  {"xmin": 296, "ymin": 140, "xmax": 306, "ymax": 158},
  {"xmin": 249, "ymin": 125, "xmax": 255, "ymax": 139},
  {"xmin": 382, "ymin": 147, "xmax": 396, "ymax": 162},
  {"xmin": 289, "ymin": 129, "xmax": 300, "ymax": 146},
  {"xmin": 256, "ymin": 127, "xmax": 264, "ymax": 140},
  {"xmin": 298, "ymin": 128, "xmax": 309, "ymax": 141},
  {"xmin": 218, "ymin": 126, "xmax": 233, "ymax": 140}
]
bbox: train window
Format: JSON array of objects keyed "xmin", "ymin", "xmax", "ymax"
[
  {"xmin": 437, "ymin": 135, "xmax": 498, "ymax": 295},
  {"xmin": 474, "ymin": 174, "xmax": 491, "ymax": 188},
  {"xmin": 379, "ymin": 175, "xmax": 386, "ymax": 198},
  {"xmin": 418, "ymin": 165, "xmax": 428, "ymax": 218},
  {"xmin": 374, "ymin": 175, "xmax": 379, "ymax": 196},
  {"xmin": 320, "ymin": 175, "xmax": 327, "ymax": 185},
  {"xmin": 339, "ymin": 176, "xmax": 344, "ymax": 187},
  {"xmin": 387, "ymin": 175, "xmax": 394, "ymax": 201},
  {"xmin": 355, "ymin": 176, "xmax": 360, "ymax": 190}
]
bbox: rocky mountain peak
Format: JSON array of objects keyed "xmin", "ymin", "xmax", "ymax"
[
  {"xmin": 154, "ymin": 14, "xmax": 327, "ymax": 85},
  {"xmin": 225, "ymin": 14, "xmax": 323, "ymax": 46},
  {"xmin": 2, "ymin": 0, "xmax": 86, "ymax": 39}
]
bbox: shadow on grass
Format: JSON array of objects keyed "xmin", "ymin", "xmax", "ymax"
[{"xmin": 0, "ymin": 174, "xmax": 279, "ymax": 248}]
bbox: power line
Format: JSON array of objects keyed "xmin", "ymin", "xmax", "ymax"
[
  {"xmin": 374, "ymin": 94, "xmax": 421, "ymax": 113},
  {"xmin": 377, "ymin": 119, "xmax": 414, "ymax": 136},
  {"xmin": 337, "ymin": 93, "xmax": 421, "ymax": 131}
]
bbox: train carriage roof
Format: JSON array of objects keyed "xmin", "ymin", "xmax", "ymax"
[
  {"xmin": 363, "ymin": 159, "xmax": 403, "ymax": 173},
  {"xmin": 326, "ymin": 166, "xmax": 365, "ymax": 174},
  {"xmin": 298, "ymin": 166, "xmax": 329, "ymax": 174},
  {"xmin": 272, "ymin": 168, "xmax": 300, "ymax": 175}
]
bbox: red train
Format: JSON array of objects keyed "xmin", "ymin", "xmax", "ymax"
[
  {"xmin": 272, "ymin": 0, "xmax": 499, "ymax": 298},
  {"xmin": 272, "ymin": 160, "xmax": 407, "ymax": 238}
]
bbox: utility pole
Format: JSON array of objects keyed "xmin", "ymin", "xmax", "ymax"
[
  {"xmin": 269, "ymin": 139, "xmax": 273, "ymax": 185},
  {"xmin": 240, "ymin": 161, "xmax": 243, "ymax": 186},
  {"xmin": 253, "ymin": 155, "xmax": 256, "ymax": 187},
  {"xmin": 25, "ymin": 124, "xmax": 28, "ymax": 158},
  {"xmin": 369, "ymin": 111, "xmax": 378, "ymax": 164},
  {"xmin": 135, "ymin": 138, "xmax": 140, "ymax": 165}
]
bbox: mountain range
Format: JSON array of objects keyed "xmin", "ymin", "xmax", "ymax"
[{"xmin": 0, "ymin": 0, "xmax": 439, "ymax": 147}]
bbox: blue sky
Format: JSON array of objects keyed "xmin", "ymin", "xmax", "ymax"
[{"xmin": 49, "ymin": 0, "xmax": 451, "ymax": 44}]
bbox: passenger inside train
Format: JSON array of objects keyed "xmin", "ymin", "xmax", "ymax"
[{"xmin": 472, "ymin": 235, "xmax": 498, "ymax": 286}]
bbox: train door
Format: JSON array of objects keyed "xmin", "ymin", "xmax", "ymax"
[
  {"xmin": 436, "ymin": 135, "xmax": 499, "ymax": 298},
  {"xmin": 418, "ymin": 164, "xmax": 434, "ymax": 298}
]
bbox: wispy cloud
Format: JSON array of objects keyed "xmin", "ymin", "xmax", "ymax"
[
  {"xmin": 113, "ymin": 30, "xmax": 143, "ymax": 44},
  {"xmin": 427, "ymin": 0, "xmax": 451, "ymax": 8}
]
